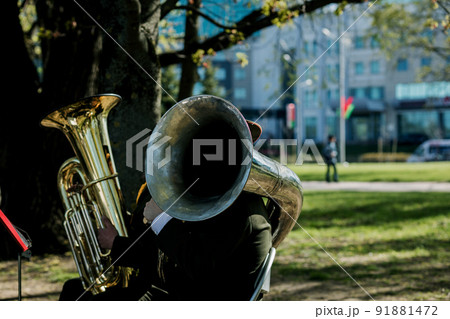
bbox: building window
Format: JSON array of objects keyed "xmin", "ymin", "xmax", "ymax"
[
  {"xmin": 309, "ymin": 65, "xmax": 318, "ymax": 79},
  {"xmin": 305, "ymin": 116, "xmax": 317, "ymax": 139},
  {"xmin": 234, "ymin": 68, "xmax": 246, "ymax": 80},
  {"xmin": 233, "ymin": 87, "xmax": 247, "ymax": 100},
  {"xmin": 397, "ymin": 58, "xmax": 408, "ymax": 71},
  {"xmin": 312, "ymin": 41, "xmax": 318, "ymax": 56},
  {"xmin": 351, "ymin": 117, "xmax": 370, "ymax": 142},
  {"xmin": 370, "ymin": 60, "xmax": 380, "ymax": 74},
  {"xmin": 421, "ymin": 57, "xmax": 431, "ymax": 67},
  {"xmin": 354, "ymin": 36, "xmax": 365, "ymax": 49},
  {"xmin": 215, "ymin": 67, "xmax": 227, "ymax": 80},
  {"xmin": 327, "ymin": 64, "xmax": 333, "ymax": 81},
  {"xmin": 304, "ymin": 91, "xmax": 309, "ymax": 107},
  {"xmin": 350, "ymin": 87, "xmax": 366, "ymax": 99},
  {"xmin": 370, "ymin": 36, "xmax": 380, "ymax": 49},
  {"xmin": 399, "ymin": 111, "xmax": 439, "ymax": 137},
  {"xmin": 312, "ymin": 90, "xmax": 318, "ymax": 104},
  {"xmin": 303, "ymin": 89, "xmax": 318, "ymax": 108},
  {"xmin": 444, "ymin": 111, "xmax": 450, "ymax": 138},
  {"xmin": 303, "ymin": 41, "xmax": 309, "ymax": 56},
  {"xmin": 326, "ymin": 40, "xmax": 333, "ymax": 55},
  {"xmin": 327, "ymin": 64, "xmax": 339, "ymax": 82},
  {"xmin": 369, "ymin": 87, "xmax": 384, "ymax": 100},
  {"xmin": 355, "ymin": 62, "xmax": 364, "ymax": 75},
  {"xmin": 335, "ymin": 64, "xmax": 340, "ymax": 80},
  {"xmin": 327, "ymin": 116, "xmax": 337, "ymax": 136}
]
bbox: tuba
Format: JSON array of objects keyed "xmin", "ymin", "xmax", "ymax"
[
  {"xmin": 146, "ymin": 95, "xmax": 303, "ymax": 247},
  {"xmin": 41, "ymin": 94, "xmax": 131, "ymax": 294}
]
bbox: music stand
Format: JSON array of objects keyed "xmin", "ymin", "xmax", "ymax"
[{"xmin": 0, "ymin": 209, "xmax": 32, "ymax": 301}]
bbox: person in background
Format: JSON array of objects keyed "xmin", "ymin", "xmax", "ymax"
[{"xmin": 323, "ymin": 135, "xmax": 339, "ymax": 182}]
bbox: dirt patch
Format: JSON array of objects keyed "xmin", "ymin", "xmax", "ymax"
[{"xmin": 0, "ymin": 254, "xmax": 77, "ymax": 301}]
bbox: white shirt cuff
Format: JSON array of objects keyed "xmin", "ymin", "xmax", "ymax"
[{"xmin": 150, "ymin": 212, "xmax": 172, "ymax": 235}]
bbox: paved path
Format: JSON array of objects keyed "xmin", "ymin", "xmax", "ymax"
[{"xmin": 301, "ymin": 181, "xmax": 450, "ymax": 192}]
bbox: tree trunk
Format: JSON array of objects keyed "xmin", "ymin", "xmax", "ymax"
[
  {"xmin": 177, "ymin": 0, "xmax": 201, "ymax": 100},
  {"xmin": 98, "ymin": 0, "xmax": 161, "ymax": 209},
  {"xmin": 0, "ymin": 0, "xmax": 162, "ymax": 260},
  {"xmin": 37, "ymin": 0, "xmax": 162, "ymax": 210},
  {"xmin": 0, "ymin": 0, "xmax": 67, "ymax": 258}
]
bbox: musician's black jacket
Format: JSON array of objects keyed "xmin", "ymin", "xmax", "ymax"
[{"xmin": 110, "ymin": 186, "xmax": 272, "ymax": 301}]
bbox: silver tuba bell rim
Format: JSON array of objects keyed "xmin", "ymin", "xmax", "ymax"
[{"xmin": 145, "ymin": 95, "xmax": 254, "ymax": 222}]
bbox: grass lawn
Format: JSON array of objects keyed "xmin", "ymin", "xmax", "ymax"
[
  {"xmin": 1, "ymin": 191, "xmax": 448, "ymax": 301},
  {"xmin": 288, "ymin": 161, "xmax": 450, "ymax": 182},
  {"xmin": 267, "ymin": 191, "xmax": 450, "ymax": 300}
]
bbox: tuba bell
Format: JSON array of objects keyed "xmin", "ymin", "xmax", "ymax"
[
  {"xmin": 146, "ymin": 95, "xmax": 303, "ymax": 247},
  {"xmin": 41, "ymin": 94, "xmax": 131, "ymax": 295}
]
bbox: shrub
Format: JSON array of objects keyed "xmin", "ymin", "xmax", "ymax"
[{"xmin": 358, "ymin": 152, "xmax": 411, "ymax": 162}]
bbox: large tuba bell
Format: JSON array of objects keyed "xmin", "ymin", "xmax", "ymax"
[
  {"xmin": 41, "ymin": 94, "xmax": 131, "ymax": 294},
  {"xmin": 146, "ymin": 95, "xmax": 303, "ymax": 247}
]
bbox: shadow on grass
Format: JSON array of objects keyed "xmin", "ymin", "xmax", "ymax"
[{"xmin": 272, "ymin": 254, "xmax": 449, "ymax": 300}]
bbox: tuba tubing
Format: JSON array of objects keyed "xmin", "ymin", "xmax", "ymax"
[{"xmin": 41, "ymin": 94, "xmax": 130, "ymax": 294}]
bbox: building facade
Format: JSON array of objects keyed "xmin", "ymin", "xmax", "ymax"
[{"xmin": 209, "ymin": 3, "xmax": 450, "ymax": 146}]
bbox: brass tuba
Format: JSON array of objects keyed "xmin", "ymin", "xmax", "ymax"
[
  {"xmin": 41, "ymin": 94, "xmax": 131, "ymax": 294},
  {"xmin": 146, "ymin": 95, "xmax": 303, "ymax": 247}
]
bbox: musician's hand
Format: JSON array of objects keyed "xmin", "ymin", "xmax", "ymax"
[
  {"xmin": 98, "ymin": 216, "xmax": 118, "ymax": 250},
  {"xmin": 143, "ymin": 199, "xmax": 163, "ymax": 224}
]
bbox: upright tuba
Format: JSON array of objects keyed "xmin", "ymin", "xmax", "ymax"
[
  {"xmin": 41, "ymin": 94, "xmax": 131, "ymax": 295},
  {"xmin": 146, "ymin": 95, "xmax": 303, "ymax": 247}
]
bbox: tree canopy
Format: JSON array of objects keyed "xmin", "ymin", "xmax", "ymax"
[{"xmin": 368, "ymin": 0, "xmax": 450, "ymax": 81}]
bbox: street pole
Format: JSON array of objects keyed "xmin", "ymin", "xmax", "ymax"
[
  {"xmin": 339, "ymin": 23, "xmax": 346, "ymax": 163},
  {"xmin": 297, "ymin": 101, "xmax": 303, "ymax": 144}
]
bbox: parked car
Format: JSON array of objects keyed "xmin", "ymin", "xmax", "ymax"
[{"xmin": 407, "ymin": 139, "xmax": 450, "ymax": 162}]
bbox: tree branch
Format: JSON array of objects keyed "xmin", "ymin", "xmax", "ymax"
[
  {"xmin": 436, "ymin": 0, "xmax": 450, "ymax": 15},
  {"xmin": 174, "ymin": 5, "xmax": 237, "ymax": 30},
  {"xmin": 160, "ymin": 0, "xmax": 179, "ymax": 20},
  {"xmin": 159, "ymin": 0, "xmax": 365, "ymax": 66}
]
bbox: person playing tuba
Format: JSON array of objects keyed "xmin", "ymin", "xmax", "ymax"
[
  {"xmin": 59, "ymin": 101, "xmax": 273, "ymax": 301},
  {"xmin": 52, "ymin": 95, "xmax": 302, "ymax": 301}
]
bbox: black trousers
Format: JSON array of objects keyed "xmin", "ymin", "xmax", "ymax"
[{"xmin": 326, "ymin": 162, "xmax": 338, "ymax": 182}]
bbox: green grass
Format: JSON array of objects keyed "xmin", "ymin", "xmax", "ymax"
[
  {"xmin": 1, "ymin": 191, "xmax": 448, "ymax": 301},
  {"xmin": 270, "ymin": 191, "xmax": 450, "ymax": 300},
  {"xmin": 288, "ymin": 162, "xmax": 450, "ymax": 182}
]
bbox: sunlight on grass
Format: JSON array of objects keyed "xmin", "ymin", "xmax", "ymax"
[{"xmin": 288, "ymin": 162, "xmax": 450, "ymax": 182}]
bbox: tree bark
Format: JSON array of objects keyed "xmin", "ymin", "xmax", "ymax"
[
  {"xmin": 0, "ymin": 0, "xmax": 67, "ymax": 258},
  {"xmin": 98, "ymin": 0, "xmax": 161, "ymax": 209},
  {"xmin": 177, "ymin": 0, "xmax": 201, "ymax": 100}
]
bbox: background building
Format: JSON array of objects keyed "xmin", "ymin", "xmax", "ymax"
[
  {"xmin": 207, "ymin": 4, "xmax": 450, "ymax": 153},
  {"xmin": 164, "ymin": 2, "xmax": 450, "ymax": 158}
]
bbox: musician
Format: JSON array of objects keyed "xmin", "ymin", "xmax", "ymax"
[{"xmin": 60, "ymin": 120, "xmax": 273, "ymax": 301}]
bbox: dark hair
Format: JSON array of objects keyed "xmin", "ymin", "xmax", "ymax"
[{"xmin": 328, "ymin": 135, "xmax": 335, "ymax": 141}]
